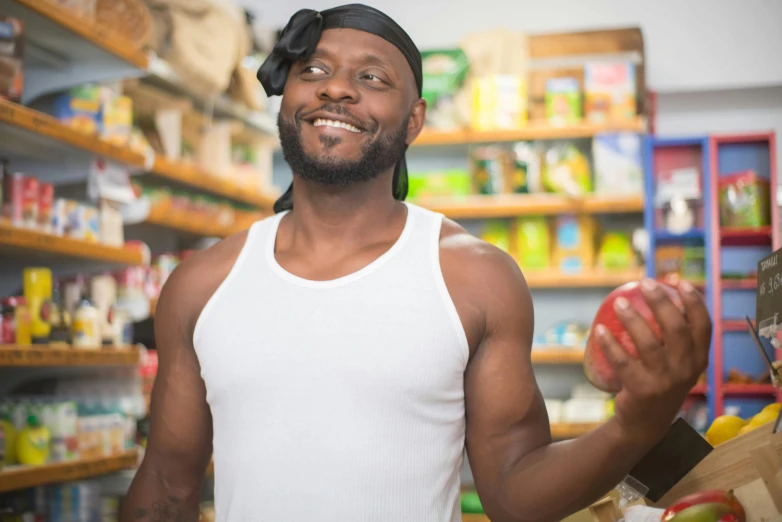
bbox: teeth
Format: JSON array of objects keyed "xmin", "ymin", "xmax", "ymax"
[{"xmin": 313, "ymin": 118, "xmax": 361, "ymax": 133}]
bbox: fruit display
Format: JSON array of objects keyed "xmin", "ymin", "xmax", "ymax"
[
  {"xmin": 583, "ymin": 281, "xmax": 682, "ymax": 393},
  {"xmin": 705, "ymin": 403, "xmax": 780, "ymax": 446},
  {"xmin": 662, "ymin": 489, "xmax": 745, "ymax": 522}
]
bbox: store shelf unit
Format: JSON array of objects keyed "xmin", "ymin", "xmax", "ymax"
[
  {"xmin": 643, "ymin": 136, "xmax": 716, "ymax": 419},
  {"xmin": 0, "ymin": 451, "xmax": 138, "ymax": 493},
  {"xmin": 709, "ymin": 132, "xmax": 780, "ymax": 417},
  {"xmin": 530, "ymin": 348, "xmax": 584, "ymax": 364},
  {"xmin": 0, "ymin": 345, "xmax": 141, "ymax": 367}
]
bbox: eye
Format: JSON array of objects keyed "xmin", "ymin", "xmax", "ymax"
[
  {"xmin": 362, "ymin": 74, "xmax": 385, "ymax": 83},
  {"xmin": 302, "ymin": 65, "xmax": 326, "ymax": 75}
]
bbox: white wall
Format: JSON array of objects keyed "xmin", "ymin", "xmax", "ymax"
[{"xmin": 241, "ymin": 0, "xmax": 782, "ymax": 93}]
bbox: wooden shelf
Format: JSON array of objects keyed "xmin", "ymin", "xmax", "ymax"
[
  {"xmin": 0, "ymin": 221, "xmax": 144, "ymax": 265},
  {"xmin": 530, "ymin": 348, "xmax": 584, "ymax": 364},
  {"xmin": 0, "ymin": 451, "xmax": 138, "ymax": 493},
  {"xmin": 151, "ymin": 156, "xmax": 278, "ymax": 208},
  {"xmin": 9, "ymin": 0, "xmax": 149, "ymax": 68},
  {"xmin": 0, "ymin": 98, "xmax": 147, "ymax": 167},
  {"xmin": 723, "ymin": 384, "xmax": 777, "ymax": 396},
  {"xmin": 414, "ymin": 194, "xmax": 644, "ymax": 220},
  {"xmin": 145, "ymin": 206, "xmax": 240, "ymax": 238},
  {"xmin": 721, "ymin": 278, "xmax": 757, "ymax": 290},
  {"xmin": 0, "ymin": 345, "xmax": 141, "ymax": 367},
  {"xmin": 413, "ymin": 119, "xmax": 646, "ymax": 146},
  {"xmin": 550, "ymin": 422, "xmax": 600, "ymax": 439},
  {"xmin": 524, "ymin": 269, "xmax": 645, "ymax": 289}
]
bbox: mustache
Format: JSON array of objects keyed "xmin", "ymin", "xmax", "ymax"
[{"xmin": 297, "ymin": 103, "xmax": 378, "ymax": 133}]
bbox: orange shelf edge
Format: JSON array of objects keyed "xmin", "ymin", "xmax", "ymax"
[
  {"xmin": 0, "ymin": 99, "xmax": 147, "ymax": 167},
  {"xmin": 524, "ymin": 269, "xmax": 645, "ymax": 289},
  {"xmin": 413, "ymin": 119, "xmax": 646, "ymax": 146},
  {"xmin": 0, "ymin": 451, "xmax": 139, "ymax": 493},
  {"xmin": 0, "ymin": 345, "xmax": 141, "ymax": 367},
  {"xmin": 550, "ymin": 422, "xmax": 600, "ymax": 440},
  {"xmin": 145, "ymin": 206, "xmax": 243, "ymax": 239},
  {"xmin": 0, "ymin": 222, "xmax": 144, "ymax": 265},
  {"xmin": 12, "ymin": 0, "xmax": 149, "ymax": 68},
  {"xmin": 415, "ymin": 194, "xmax": 644, "ymax": 219},
  {"xmin": 530, "ymin": 348, "xmax": 585, "ymax": 364}
]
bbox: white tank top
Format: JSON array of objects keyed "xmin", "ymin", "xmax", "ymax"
[{"xmin": 193, "ymin": 202, "xmax": 470, "ymax": 522}]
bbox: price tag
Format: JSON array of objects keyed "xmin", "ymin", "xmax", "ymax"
[{"xmin": 757, "ymin": 248, "xmax": 782, "ymax": 345}]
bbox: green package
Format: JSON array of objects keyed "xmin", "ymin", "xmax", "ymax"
[
  {"xmin": 408, "ymin": 170, "xmax": 472, "ymax": 200},
  {"xmin": 545, "ymin": 77, "xmax": 582, "ymax": 126},
  {"xmin": 482, "ymin": 220, "xmax": 511, "ymax": 253},
  {"xmin": 517, "ymin": 217, "xmax": 551, "ymax": 269},
  {"xmin": 421, "ymin": 49, "xmax": 469, "ymax": 128}
]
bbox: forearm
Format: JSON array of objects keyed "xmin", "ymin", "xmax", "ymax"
[
  {"xmin": 497, "ymin": 418, "xmax": 659, "ymax": 522},
  {"xmin": 120, "ymin": 457, "xmax": 205, "ymax": 522}
]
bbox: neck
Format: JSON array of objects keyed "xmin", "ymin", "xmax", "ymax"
[{"xmin": 286, "ymin": 170, "xmax": 404, "ymax": 247}]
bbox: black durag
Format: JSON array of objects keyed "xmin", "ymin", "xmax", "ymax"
[{"xmin": 257, "ymin": 4, "xmax": 423, "ymax": 213}]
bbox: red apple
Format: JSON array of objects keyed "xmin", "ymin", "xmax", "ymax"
[
  {"xmin": 662, "ymin": 489, "xmax": 745, "ymax": 522},
  {"xmin": 584, "ymin": 280, "xmax": 683, "ymax": 393}
]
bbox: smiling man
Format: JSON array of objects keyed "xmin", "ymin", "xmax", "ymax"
[{"xmin": 122, "ymin": 5, "xmax": 712, "ymax": 522}]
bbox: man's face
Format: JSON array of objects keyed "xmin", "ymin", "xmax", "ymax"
[{"xmin": 277, "ymin": 28, "xmax": 425, "ymax": 187}]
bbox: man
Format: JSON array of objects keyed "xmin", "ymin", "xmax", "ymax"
[{"xmin": 122, "ymin": 5, "xmax": 711, "ymax": 522}]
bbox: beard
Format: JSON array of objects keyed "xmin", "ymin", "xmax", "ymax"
[{"xmin": 277, "ymin": 109, "xmax": 409, "ymax": 188}]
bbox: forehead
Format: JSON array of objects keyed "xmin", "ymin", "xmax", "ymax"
[{"xmin": 316, "ymin": 28, "xmax": 413, "ymax": 77}]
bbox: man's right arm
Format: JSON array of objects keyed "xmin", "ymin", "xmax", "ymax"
[{"xmin": 121, "ymin": 258, "xmax": 214, "ymax": 522}]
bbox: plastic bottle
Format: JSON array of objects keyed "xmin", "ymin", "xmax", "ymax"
[
  {"xmin": 72, "ymin": 291, "xmax": 100, "ymax": 349},
  {"xmin": 17, "ymin": 413, "xmax": 50, "ymax": 466}
]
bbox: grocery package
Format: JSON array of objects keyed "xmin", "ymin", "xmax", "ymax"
[
  {"xmin": 516, "ymin": 217, "xmax": 551, "ymax": 270},
  {"xmin": 101, "ymin": 94, "xmax": 134, "ymax": 146},
  {"xmin": 584, "ymin": 62, "xmax": 636, "ymax": 123},
  {"xmin": 718, "ymin": 170, "xmax": 770, "ymax": 228},
  {"xmin": 0, "ymin": 16, "xmax": 25, "ymax": 102},
  {"xmin": 512, "ymin": 142, "xmax": 540, "ymax": 193},
  {"xmin": 596, "ymin": 230, "xmax": 634, "ymax": 270},
  {"xmin": 553, "ymin": 215, "xmax": 596, "ymax": 274},
  {"xmin": 541, "ymin": 321, "xmax": 589, "ymax": 348},
  {"xmin": 543, "ymin": 143, "xmax": 591, "ymax": 196},
  {"xmin": 470, "ymin": 146, "xmax": 505, "ymax": 195},
  {"xmin": 481, "ymin": 220, "xmax": 510, "ymax": 253},
  {"xmin": 407, "ymin": 170, "xmax": 472, "ymax": 200},
  {"xmin": 656, "ymin": 245, "xmax": 705, "ymax": 285},
  {"xmin": 471, "ymin": 74, "xmax": 527, "ymax": 130},
  {"xmin": 654, "ymin": 166, "xmax": 703, "ymax": 234},
  {"xmin": 593, "ymin": 133, "xmax": 643, "ymax": 196},
  {"xmin": 23, "ymin": 267, "xmax": 52, "ymax": 344},
  {"xmin": 545, "ymin": 77, "xmax": 581, "ymax": 126},
  {"xmin": 420, "ymin": 49, "xmax": 470, "ymax": 130},
  {"xmin": 52, "ymin": 84, "xmax": 103, "ymax": 135}
]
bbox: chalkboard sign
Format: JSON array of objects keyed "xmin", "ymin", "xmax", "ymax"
[{"xmin": 757, "ymin": 247, "xmax": 782, "ymax": 345}]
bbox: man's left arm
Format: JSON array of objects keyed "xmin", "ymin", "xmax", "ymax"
[{"xmin": 463, "ymin": 252, "xmax": 711, "ymax": 522}]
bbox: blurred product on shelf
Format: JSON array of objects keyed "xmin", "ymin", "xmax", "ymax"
[
  {"xmin": 596, "ymin": 230, "xmax": 635, "ymax": 271},
  {"xmin": 545, "ymin": 77, "xmax": 581, "ymax": 126},
  {"xmin": 543, "ymin": 143, "xmax": 591, "ymax": 196},
  {"xmin": 472, "ymin": 74, "xmax": 528, "ymax": 131},
  {"xmin": 678, "ymin": 399, "xmax": 710, "ymax": 434},
  {"xmin": 654, "ymin": 165, "xmax": 704, "ymax": 234},
  {"xmin": 655, "ymin": 245, "xmax": 706, "ymax": 285},
  {"xmin": 0, "ymin": 16, "xmax": 24, "ymax": 103},
  {"xmin": 533, "ymin": 321, "xmax": 589, "ymax": 348},
  {"xmin": 1, "ymin": 270, "xmax": 134, "ymax": 348},
  {"xmin": 480, "ymin": 220, "xmax": 510, "ymax": 253},
  {"xmin": 593, "ymin": 133, "xmax": 643, "ymax": 195},
  {"xmin": 0, "ymin": 480, "xmax": 129, "ymax": 522},
  {"xmin": 471, "ymin": 146, "xmax": 505, "ymax": 194},
  {"xmin": 1, "ymin": 161, "xmax": 125, "ymax": 247},
  {"xmin": 553, "ymin": 215, "xmax": 596, "ymax": 274},
  {"xmin": 718, "ymin": 170, "xmax": 771, "ymax": 228},
  {"xmin": 516, "ymin": 217, "xmax": 550, "ymax": 269},
  {"xmin": 407, "ymin": 170, "xmax": 472, "ymax": 200},
  {"xmin": 544, "ymin": 384, "xmax": 612, "ymax": 425},
  {"xmin": 420, "ymin": 49, "xmax": 470, "ymax": 130},
  {"xmin": 1, "ymin": 370, "xmax": 142, "ymax": 468},
  {"xmin": 584, "ymin": 62, "xmax": 636, "ymax": 124},
  {"xmin": 51, "ymin": 85, "xmax": 103, "ymax": 136}
]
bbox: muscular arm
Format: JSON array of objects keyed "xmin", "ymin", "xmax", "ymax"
[
  {"xmin": 455, "ymin": 236, "xmax": 708, "ymax": 522},
  {"xmin": 122, "ymin": 233, "xmax": 248, "ymax": 522},
  {"xmin": 121, "ymin": 264, "xmax": 213, "ymax": 522}
]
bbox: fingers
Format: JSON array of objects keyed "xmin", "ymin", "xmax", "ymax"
[
  {"xmin": 613, "ymin": 290, "xmax": 667, "ymax": 371},
  {"xmin": 640, "ymin": 278, "xmax": 690, "ymax": 348},
  {"xmin": 677, "ymin": 280, "xmax": 712, "ymax": 368},
  {"xmin": 595, "ymin": 324, "xmax": 639, "ymax": 382}
]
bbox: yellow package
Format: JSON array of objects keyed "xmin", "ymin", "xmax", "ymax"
[{"xmin": 471, "ymin": 75, "xmax": 528, "ymax": 131}]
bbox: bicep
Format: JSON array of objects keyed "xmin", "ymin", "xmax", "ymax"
[
  {"xmin": 464, "ymin": 266, "xmax": 551, "ymax": 518},
  {"xmin": 144, "ymin": 276, "xmax": 212, "ymax": 477}
]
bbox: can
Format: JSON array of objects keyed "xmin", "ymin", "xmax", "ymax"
[
  {"xmin": 21, "ymin": 175, "xmax": 38, "ymax": 228},
  {"xmin": 37, "ymin": 183, "xmax": 53, "ymax": 233}
]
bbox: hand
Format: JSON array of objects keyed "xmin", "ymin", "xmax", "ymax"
[{"xmin": 594, "ymin": 278, "xmax": 712, "ymax": 441}]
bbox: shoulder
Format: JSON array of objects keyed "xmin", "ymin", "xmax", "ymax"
[
  {"xmin": 438, "ymin": 218, "xmax": 534, "ymax": 345},
  {"xmin": 155, "ymin": 227, "xmax": 252, "ymax": 339}
]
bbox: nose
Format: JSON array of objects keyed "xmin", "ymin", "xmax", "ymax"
[{"xmin": 316, "ymin": 71, "xmax": 359, "ymax": 103}]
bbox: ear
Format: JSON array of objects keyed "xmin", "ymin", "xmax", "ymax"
[{"xmin": 404, "ymin": 97, "xmax": 427, "ymax": 145}]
